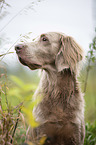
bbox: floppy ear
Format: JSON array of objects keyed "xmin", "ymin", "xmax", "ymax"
[{"xmin": 55, "ymin": 35, "xmax": 83, "ymax": 72}]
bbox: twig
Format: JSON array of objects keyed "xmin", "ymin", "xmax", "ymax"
[
  {"xmin": 0, "ymin": 1, "xmax": 36, "ymax": 33},
  {"xmin": 4, "ymin": 84, "xmax": 9, "ymax": 112},
  {"xmin": 0, "ymin": 52, "xmax": 14, "ymax": 57},
  {"xmin": 0, "ymin": 36, "xmax": 21, "ymax": 61},
  {"xmin": 83, "ymin": 58, "xmax": 91, "ymax": 93},
  {"xmin": 10, "ymin": 109, "xmax": 21, "ymax": 144}
]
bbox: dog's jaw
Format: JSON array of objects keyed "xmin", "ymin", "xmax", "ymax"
[{"xmin": 18, "ymin": 56, "xmax": 42, "ymax": 70}]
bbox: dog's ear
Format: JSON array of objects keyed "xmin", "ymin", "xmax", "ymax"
[{"xmin": 55, "ymin": 35, "xmax": 83, "ymax": 72}]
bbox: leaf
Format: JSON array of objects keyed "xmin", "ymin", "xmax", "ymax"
[
  {"xmin": 28, "ymin": 32, "xmax": 32, "ymax": 34},
  {"xmin": 10, "ymin": 76, "xmax": 25, "ymax": 88},
  {"xmin": 22, "ymin": 84, "xmax": 37, "ymax": 92},
  {"xmin": 88, "ymin": 50, "xmax": 93, "ymax": 56},
  {"xmin": 24, "ymin": 97, "xmax": 41, "ymax": 111},
  {"xmin": 88, "ymin": 135, "xmax": 92, "ymax": 141},
  {"xmin": 89, "ymin": 43, "xmax": 92, "ymax": 49},
  {"xmin": 20, "ymin": 112, "xmax": 26, "ymax": 129},
  {"xmin": 26, "ymin": 141, "xmax": 35, "ymax": 145},
  {"xmin": 39, "ymin": 136, "xmax": 47, "ymax": 145},
  {"xmin": 0, "ymin": 52, "xmax": 14, "ymax": 57},
  {"xmin": 93, "ymin": 45, "xmax": 96, "ymax": 50},
  {"xmin": 91, "ymin": 57, "xmax": 95, "ymax": 63},
  {"xmin": 22, "ymin": 107, "xmax": 39, "ymax": 128}
]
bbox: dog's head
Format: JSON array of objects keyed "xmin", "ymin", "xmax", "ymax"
[{"xmin": 15, "ymin": 32, "xmax": 83, "ymax": 73}]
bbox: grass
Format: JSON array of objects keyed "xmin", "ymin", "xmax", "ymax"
[
  {"xmin": 84, "ymin": 121, "xmax": 96, "ymax": 145},
  {"xmin": 0, "ymin": 73, "xmax": 41, "ymax": 145},
  {"xmin": 80, "ymin": 67, "xmax": 96, "ymax": 122}
]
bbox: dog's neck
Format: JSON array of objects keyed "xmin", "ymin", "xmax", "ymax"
[{"xmin": 40, "ymin": 68, "xmax": 79, "ymax": 103}]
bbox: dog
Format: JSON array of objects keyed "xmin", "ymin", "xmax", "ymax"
[{"xmin": 15, "ymin": 32, "xmax": 85, "ymax": 145}]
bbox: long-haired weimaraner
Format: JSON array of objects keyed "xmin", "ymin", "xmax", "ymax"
[{"xmin": 15, "ymin": 32, "xmax": 85, "ymax": 145}]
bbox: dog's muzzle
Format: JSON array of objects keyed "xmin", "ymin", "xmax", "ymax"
[{"xmin": 15, "ymin": 44, "xmax": 42, "ymax": 70}]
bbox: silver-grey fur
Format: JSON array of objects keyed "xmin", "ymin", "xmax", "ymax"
[{"xmin": 15, "ymin": 32, "xmax": 85, "ymax": 145}]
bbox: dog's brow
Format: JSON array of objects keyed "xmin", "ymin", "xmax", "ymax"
[
  {"xmin": 40, "ymin": 34, "xmax": 49, "ymax": 42},
  {"xmin": 40, "ymin": 34, "xmax": 47, "ymax": 39}
]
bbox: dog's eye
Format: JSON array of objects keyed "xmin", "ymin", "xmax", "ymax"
[
  {"xmin": 42, "ymin": 37, "xmax": 48, "ymax": 42},
  {"xmin": 41, "ymin": 35, "xmax": 48, "ymax": 42},
  {"xmin": 42, "ymin": 37, "xmax": 47, "ymax": 41}
]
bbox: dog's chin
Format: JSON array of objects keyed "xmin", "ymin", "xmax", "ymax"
[{"xmin": 18, "ymin": 57, "xmax": 42, "ymax": 70}]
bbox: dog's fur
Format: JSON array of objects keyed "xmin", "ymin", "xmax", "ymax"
[{"xmin": 15, "ymin": 32, "xmax": 85, "ymax": 145}]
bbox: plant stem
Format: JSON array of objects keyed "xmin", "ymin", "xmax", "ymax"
[
  {"xmin": 83, "ymin": 54, "xmax": 91, "ymax": 93},
  {"xmin": 10, "ymin": 109, "xmax": 21, "ymax": 144}
]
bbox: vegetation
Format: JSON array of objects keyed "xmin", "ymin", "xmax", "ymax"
[
  {"xmin": 0, "ymin": 32, "xmax": 96, "ymax": 144},
  {"xmin": 84, "ymin": 121, "xmax": 96, "ymax": 145},
  {"xmin": 0, "ymin": 1, "xmax": 96, "ymax": 144}
]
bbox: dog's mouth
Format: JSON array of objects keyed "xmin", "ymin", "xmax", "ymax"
[
  {"xmin": 19, "ymin": 57, "xmax": 42, "ymax": 70},
  {"xmin": 19, "ymin": 57, "xmax": 27, "ymax": 66}
]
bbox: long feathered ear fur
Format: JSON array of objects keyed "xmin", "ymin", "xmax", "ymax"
[{"xmin": 55, "ymin": 35, "xmax": 84, "ymax": 72}]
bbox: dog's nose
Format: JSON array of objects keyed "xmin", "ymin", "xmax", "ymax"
[{"xmin": 15, "ymin": 44, "xmax": 25, "ymax": 53}]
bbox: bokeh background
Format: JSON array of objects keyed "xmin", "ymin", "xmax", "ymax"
[{"xmin": 0, "ymin": 0, "xmax": 96, "ymax": 144}]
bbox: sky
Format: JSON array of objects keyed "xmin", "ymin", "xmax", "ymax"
[{"xmin": 0, "ymin": 0, "xmax": 95, "ymax": 68}]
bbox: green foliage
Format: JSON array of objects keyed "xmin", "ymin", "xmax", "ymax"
[
  {"xmin": 1, "ymin": 74, "xmax": 96, "ymax": 145},
  {"xmin": 84, "ymin": 29, "xmax": 96, "ymax": 93},
  {"xmin": 0, "ymin": 83, "xmax": 21, "ymax": 144},
  {"xmin": 0, "ymin": 74, "xmax": 41, "ymax": 144},
  {"xmin": 82, "ymin": 29, "xmax": 96, "ymax": 145},
  {"xmin": 87, "ymin": 30, "xmax": 96, "ymax": 61},
  {"xmin": 84, "ymin": 121, "xmax": 96, "ymax": 145},
  {"xmin": 8, "ymin": 75, "xmax": 40, "ymax": 128}
]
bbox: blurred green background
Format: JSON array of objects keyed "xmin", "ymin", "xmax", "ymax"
[
  {"xmin": 0, "ymin": 0, "xmax": 96, "ymax": 144},
  {"xmin": 1, "ymin": 60, "xmax": 96, "ymax": 122}
]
